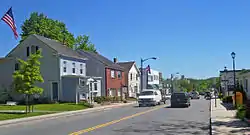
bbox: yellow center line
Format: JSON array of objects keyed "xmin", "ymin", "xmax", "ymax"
[{"xmin": 68, "ymin": 105, "xmax": 166, "ymax": 135}]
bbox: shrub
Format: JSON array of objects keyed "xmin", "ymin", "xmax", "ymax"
[
  {"xmin": 222, "ymin": 96, "xmax": 233, "ymax": 103},
  {"xmin": 80, "ymin": 101, "xmax": 94, "ymax": 108},
  {"xmin": 93, "ymin": 97, "xmax": 102, "ymax": 104},
  {"xmin": 218, "ymin": 93, "xmax": 223, "ymax": 99},
  {"xmin": 236, "ymin": 104, "xmax": 246, "ymax": 120},
  {"xmin": 246, "ymin": 100, "xmax": 250, "ymax": 119}
]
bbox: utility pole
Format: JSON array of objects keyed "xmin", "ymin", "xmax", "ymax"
[{"xmin": 140, "ymin": 58, "xmax": 143, "ymax": 92}]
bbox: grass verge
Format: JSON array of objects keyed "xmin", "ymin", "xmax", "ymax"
[
  {"xmin": 0, "ymin": 103, "xmax": 89, "ymax": 112},
  {"xmin": 0, "ymin": 112, "xmax": 52, "ymax": 121}
]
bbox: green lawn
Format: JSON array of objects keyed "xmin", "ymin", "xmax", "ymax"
[
  {"xmin": 0, "ymin": 103, "xmax": 88, "ymax": 112},
  {"xmin": 0, "ymin": 112, "xmax": 51, "ymax": 121}
]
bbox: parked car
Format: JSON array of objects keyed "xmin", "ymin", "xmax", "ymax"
[
  {"xmin": 204, "ymin": 92, "xmax": 211, "ymax": 100},
  {"xmin": 199, "ymin": 92, "xmax": 205, "ymax": 95},
  {"xmin": 138, "ymin": 89, "xmax": 166, "ymax": 107},
  {"xmin": 171, "ymin": 92, "xmax": 191, "ymax": 108},
  {"xmin": 190, "ymin": 91, "xmax": 200, "ymax": 99}
]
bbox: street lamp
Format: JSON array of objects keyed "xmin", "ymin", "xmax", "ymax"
[
  {"xmin": 140, "ymin": 57, "xmax": 157, "ymax": 92},
  {"xmin": 231, "ymin": 52, "xmax": 237, "ymax": 107},
  {"xmin": 224, "ymin": 66, "xmax": 229, "ymax": 96}
]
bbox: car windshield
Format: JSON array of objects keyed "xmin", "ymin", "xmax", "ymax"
[{"xmin": 140, "ymin": 91, "xmax": 154, "ymax": 96}]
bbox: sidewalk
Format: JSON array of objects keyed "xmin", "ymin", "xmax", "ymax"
[
  {"xmin": 211, "ymin": 99, "xmax": 250, "ymax": 135},
  {"xmin": 0, "ymin": 101, "xmax": 136, "ymax": 126}
]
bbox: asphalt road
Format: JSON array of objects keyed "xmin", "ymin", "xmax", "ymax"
[{"xmin": 0, "ymin": 99, "xmax": 210, "ymax": 135}]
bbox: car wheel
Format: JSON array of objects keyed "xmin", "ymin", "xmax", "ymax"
[
  {"xmin": 139, "ymin": 104, "xmax": 142, "ymax": 107},
  {"xmin": 157, "ymin": 102, "xmax": 161, "ymax": 105}
]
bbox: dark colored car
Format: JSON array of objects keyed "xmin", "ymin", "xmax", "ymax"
[
  {"xmin": 171, "ymin": 92, "xmax": 191, "ymax": 107},
  {"xmin": 199, "ymin": 92, "xmax": 205, "ymax": 95},
  {"xmin": 204, "ymin": 92, "xmax": 211, "ymax": 100}
]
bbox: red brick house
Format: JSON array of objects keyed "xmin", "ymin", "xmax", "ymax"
[
  {"xmin": 78, "ymin": 50, "xmax": 126, "ymax": 97},
  {"xmin": 105, "ymin": 58, "xmax": 126, "ymax": 96}
]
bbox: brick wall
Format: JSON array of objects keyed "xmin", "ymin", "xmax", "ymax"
[{"xmin": 105, "ymin": 68, "xmax": 125, "ymax": 96}]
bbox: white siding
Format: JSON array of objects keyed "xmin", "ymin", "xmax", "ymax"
[
  {"xmin": 238, "ymin": 72, "xmax": 250, "ymax": 98},
  {"xmin": 128, "ymin": 64, "xmax": 140, "ymax": 97},
  {"xmin": 3, "ymin": 36, "xmax": 59, "ymax": 99},
  {"xmin": 148, "ymin": 69, "xmax": 160, "ymax": 85},
  {"xmin": 60, "ymin": 58, "xmax": 86, "ymax": 77}
]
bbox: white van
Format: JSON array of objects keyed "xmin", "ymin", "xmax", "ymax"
[{"xmin": 138, "ymin": 89, "xmax": 163, "ymax": 107}]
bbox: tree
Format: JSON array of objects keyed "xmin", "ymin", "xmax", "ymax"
[
  {"xmin": 12, "ymin": 50, "xmax": 44, "ymax": 113},
  {"xmin": 75, "ymin": 35, "xmax": 97, "ymax": 53},
  {"xmin": 179, "ymin": 80, "xmax": 193, "ymax": 92},
  {"xmin": 20, "ymin": 12, "xmax": 75, "ymax": 48}
]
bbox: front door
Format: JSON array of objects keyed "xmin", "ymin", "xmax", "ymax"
[{"xmin": 52, "ymin": 82, "xmax": 58, "ymax": 101}]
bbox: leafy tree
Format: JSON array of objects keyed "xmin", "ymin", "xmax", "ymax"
[
  {"xmin": 12, "ymin": 50, "xmax": 44, "ymax": 113},
  {"xmin": 20, "ymin": 12, "xmax": 75, "ymax": 48},
  {"xmin": 75, "ymin": 35, "xmax": 97, "ymax": 53},
  {"xmin": 179, "ymin": 80, "xmax": 193, "ymax": 92}
]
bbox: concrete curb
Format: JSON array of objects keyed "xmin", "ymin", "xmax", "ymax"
[
  {"xmin": 243, "ymin": 117, "xmax": 250, "ymax": 126},
  {"xmin": 0, "ymin": 102, "xmax": 136, "ymax": 126}
]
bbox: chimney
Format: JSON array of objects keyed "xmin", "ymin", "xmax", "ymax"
[{"xmin": 113, "ymin": 57, "xmax": 117, "ymax": 63}]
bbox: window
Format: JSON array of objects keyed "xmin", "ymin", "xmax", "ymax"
[
  {"xmin": 36, "ymin": 46, "xmax": 39, "ymax": 52},
  {"xmin": 80, "ymin": 64, "xmax": 83, "ymax": 74},
  {"xmin": 136, "ymin": 74, "xmax": 138, "ymax": 80},
  {"xmin": 79, "ymin": 79, "xmax": 85, "ymax": 86},
  {"xmin": 63, "ymin": 61, "xmax": 67, "ymax": 72},
  {"xmin": 148, "ymin": 75, "xmax": 153, "ymax": 82},
  {"xmin": 72, "ymin": 63, "xmax": 76, "ymax": 73},
  {"xmin": 31, "ymin": 45, "xmax": 36, "ymax": 54},
  {"xmin": 26, "ymin": 47, "xmax": 30, "ymax": 57},
  {"xmin": 117, "ymin": 71, "xmax": 122, "ymax": 79},
  {"xmin": 94, "ymin": 83, "xmax": 98, "ymax": 90},
  {"xmin": 14, "ymin": 63, "xmax": 19, "ymax": 70},
  {"xmin": 130, "ymin": 73, "xmax": 133, "ymax": 81},
  {"xmin": 111, "ymin": 70, "xmax": 115, "ymax": 78}
]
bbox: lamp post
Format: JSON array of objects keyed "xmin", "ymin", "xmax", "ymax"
[
  {"xmin": 231, "ymin": 52, "xmax": 237, "ymax": 107},
  {"xmin": 140, "ymin": 57, "xmax": 157, "ymax": 92},
  {"xmin": 224, "ymin": 66, "xmax": 229, "ymax": 96}
]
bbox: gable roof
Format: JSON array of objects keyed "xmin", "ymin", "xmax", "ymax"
[
  {"xmin": 117, "ymin": 61, "xmax": 135, "ymax": 72},
  {"xmin": 6, "ymin": 34, "xmax": 87, "ymax": 60},
  {"xmin": 33, "ymin": 34, "xmax": 87, "ymax": 60},
  {"xmin": 77, "ymin": 50, "xmax": 124, "ymax": 71}
]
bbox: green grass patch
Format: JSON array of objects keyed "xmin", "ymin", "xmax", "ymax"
[
  {"xmin": 0, "ymin": 112, "xmax": 51, "ymax": 121},
  {"xmin": 0, "ymin": 103, "xmax": 89, "ymax": 112}
]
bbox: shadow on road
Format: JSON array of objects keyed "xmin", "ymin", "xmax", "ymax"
[{"xmin": 113, "ymin": 119, "xmax": 209, "ymax": 135}]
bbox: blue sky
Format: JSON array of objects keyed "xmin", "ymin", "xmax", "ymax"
[{"xmin": 0, "ymin": 0, "xmax": 250, "ymax": 79}]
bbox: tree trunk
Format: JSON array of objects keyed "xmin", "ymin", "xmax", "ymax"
[
  {"xmin": 25, "ymin": 94, "xmax": 28, "ymax": 114},
  {"xmin": 27, "ymin": 95, "xmax": 30, "ymax": 113}
]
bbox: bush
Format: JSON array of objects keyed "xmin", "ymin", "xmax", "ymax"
[
  {"xmin": 218, "ymin": 93, "xmax": 223, "ymax": 99},
  {"xmin": 246, "ymin": 100, "xmax": 250, "ymax": 119},
  {"xmin": 80, "ymin": 101, "xmax": 94, "ymax": 108},
  {"xmin": 222, "ymin": 96, "xmax": 233, "ymax": 103},
  {"xmin": 236, "ymin": 104, "xmax": 246, "ymax": 120},
  {"xmin": 93, "ymin": 97, "xmax": 102, "ymax": 104},
  {"xmin": 123, "ymin": 100, "xmax": 127, "ymax": 103}
]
